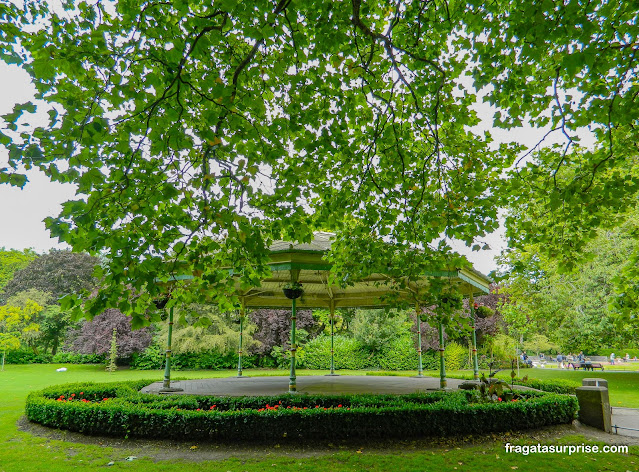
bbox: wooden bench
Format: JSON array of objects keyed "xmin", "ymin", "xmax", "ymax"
[{"xmin": 569, "ymin": 362, "xmax": 604, "ymax": 371}]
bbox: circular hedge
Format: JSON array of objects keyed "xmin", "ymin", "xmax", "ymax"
[{"xmin": 25, "ymin": 380, "xmax": 578, "ymax": 441}]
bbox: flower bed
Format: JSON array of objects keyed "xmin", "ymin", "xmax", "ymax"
[{"xmin": 25, "ymin": 380, "xmax": 578, "ymax": 441}]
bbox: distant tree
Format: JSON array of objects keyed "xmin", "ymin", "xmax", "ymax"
[
  {"xmin": 66, "ymin": 309, "xmax": 153, "ymax": 358},
  {"xmin": 1, "ymin": 250, "xmax": 98, "ymax": 302},
  {"xmin": 0, "ymin": 332, "xmax": 21, "ymax": 369},
  {"xmin": 0, "ymin": 298, "xmax": 43, "ymax": 354},
  {"xmin": 107, "ymin": 328, "xmax": 118, "ymax": 372},
  {"xmin": 249, "ymin": 309, "xmax": 316, "ymax": 355},
  {"xmin": 5, "ymin": 289, "xmax": 73, "ymax": 355},
  {"xmin": 0, "ymin": 248, "xmax": 38, "ymax": 295}
]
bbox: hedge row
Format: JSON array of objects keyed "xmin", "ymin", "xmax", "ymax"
[
  {"xmin": 5, "ymin": 351, "xmax": 108, "ymax": 365},
  {"xmin": 302, "ymin": 335, "xmax": 469, "ymax": 371},
  {"xmin": 445, "ymin": 373, "xmax": 580, "ymax": 395},
  {"xmin": 26, "ymin": 380, "xmax": 578, "ymax": 441},
  {"xmin": 130, "ymin": 345, "xmax": 269, "ymax": 370},
  {"xmin": 4, "ymin": 350, "xmax": 53, "ymax": 364}
]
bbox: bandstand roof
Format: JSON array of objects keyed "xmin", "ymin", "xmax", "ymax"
[{"xmin": 236, "ymin": 232, "xmax": 491, "ymax": 309}]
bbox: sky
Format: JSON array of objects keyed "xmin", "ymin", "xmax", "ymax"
[{"xmin": 0, "ymin": 59, "xmax": 593, "ymax": 276}]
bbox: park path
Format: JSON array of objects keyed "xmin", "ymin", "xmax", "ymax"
[{"xmin": 611, "ymin": 407, "xmax": 639, "ymax": 438}]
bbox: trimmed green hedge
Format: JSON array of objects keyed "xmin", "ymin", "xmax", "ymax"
[
  {"xmin": 303, "ymin": 335, "xmax": 371, "ymax": 370},
  {"xmin": 25, "ymin": 380, "xmax": 578, "ymax": 441},
  {"xmin": 52, "ymin": 352, "xmax": 107, "ymax": 364},
  {"xmin": 446, "ymin": 374, "xmax": 579, "ymax": 395}
]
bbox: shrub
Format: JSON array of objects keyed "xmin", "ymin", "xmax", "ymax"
[
  {"xmin": 445, "ymin": 373, "xmax": 579, "ymax": 395},
  {"xmin": 303, "ymin": 335, "xmax": 371, "ymax": 370},
  {"xmin": 374, "ymin": 335, "xmax": 418, "ymax": 371},
  {"xmin": 4, "ymin": 350, "xmax": 52, "ymax": 364},
  {"xmin": 515, "ymin": 378, "xmax": 579, "ymax": 395},
  {"xmin": 130, "ymin": 344, "xmax": 264, "ymax": 371},
  {"xmin": 444, "ymin": 341, "xmax": 469, "ymax": 371},
  {"xmin": 26, "ymin": 380, "xmax": 578, "ymax": 441},
  {"xmin": 130, "ymin": 344, "xmax": 165, "ymax": 370},
  {"xmin": 52, "ymin": 352, "xmax": 107, "ymax": 364}
]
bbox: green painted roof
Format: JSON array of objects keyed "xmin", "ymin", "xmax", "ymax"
[{"xmin": 236, "ymin": 232, "xmax": 492, "ymax": 309}]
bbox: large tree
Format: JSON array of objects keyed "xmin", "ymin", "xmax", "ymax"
[
  {"xmin": 1, "ymin": 250, "xmax": 98, "ymax": 302},
  {"xmin": 1, "ymin": 1, "xmax": 637, "ymax": 324},
  {"xmin": 498, "ymin": 217, "xmax": 639, "ymax": 352},
  {"xmin": 65, "ymin": 308, "xmax": 153, "ymax": 357}
]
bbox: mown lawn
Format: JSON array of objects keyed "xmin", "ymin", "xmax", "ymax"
[
  {"xmin": 1, "ymin": 364, "xmax": 637, "ymax": 471},
  {"xmin": 488, "ymin": 367, "xmax": 639, "ymax": 408}
]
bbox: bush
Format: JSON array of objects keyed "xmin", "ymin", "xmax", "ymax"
[
  {"xmin": 130, "ymin": 344, "xmax": 165, "ymax": 370},
  {"xmin": 130, "ymin": 344, "xmax": 263, "ymax": 371},
  {"xmin": 444, "ymin": 342, "xmax": 469, "ymax": 371},
  {"xmin": 26, "ymin": 380, "xmax": 578, "ymax": 441},
  {"xmin": 4, "ymin": 350, "xmax": 52, "ymax": 364},
  {"xmin": 445, "ymin": 373, "xmax": 579, "ymax": 395},
  {"xmin": 374, "ymin": 336, "xmax": 418, "ymax": 371},
  {"xmin": 52, "ymin": 352, "xmax": 107, "ymax": 364},
  {"xmin": 303, "ymin": 335, "xmax": 371, "ymax": 370},
  {"xmin": 515, "ymin": 378, "xmax": 579, "ymax": 395}
]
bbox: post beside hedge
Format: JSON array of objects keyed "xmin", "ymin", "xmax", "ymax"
[{"xmin": 25, "ymin": 381, "xmax": 578, "ymax": 441}]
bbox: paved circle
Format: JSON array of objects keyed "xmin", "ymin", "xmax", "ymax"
[{"xmin": 140, "ymin": 375, "xmax": 472, "ymax": 396}]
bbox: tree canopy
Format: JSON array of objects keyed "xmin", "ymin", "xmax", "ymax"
[
  {"xmin": 498, "ymin": 215, "xmax": 639, "ymax": 352},
  {"xmin": 0, "ymin": 248, "xmax": 38, "ymax": 294},
  {"xmin": 1, "ymin": 1, "xmax": 637, "ymax": 324},
  {"xmin": 1, "ymin": 250, "xmax": 99, "ymax": 302}
]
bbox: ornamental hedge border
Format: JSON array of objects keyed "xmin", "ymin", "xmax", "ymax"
[{"xmin": 25, "ymin": 380, "xmax": 578, "ymax": 441}]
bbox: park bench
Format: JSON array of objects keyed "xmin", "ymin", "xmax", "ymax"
[{"xmin": 569, "ymin": 362, "xmax": 604, "ymax": 371}]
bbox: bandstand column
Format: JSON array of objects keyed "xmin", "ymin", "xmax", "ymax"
[
  {"xmin": 326, "ymin": 302, "xmax": 339, "ymax": 376},
  {"xmin": 439, "ymin": 322, "xmax": 447, "ymax": 389},
  {"xmin": 416, "ymin": 304, "xmax": 424, "ymax": 377},
  {"xmin": 160, "ymin": 305, "xmax": 183, "ymax": 392},
  {"xmin": 289, "ymin": 297, "xmax": 298, "ymax": 392},
  {"xmin": 470, "ymin": 294, "xmax": 479, "ymax": 381},
  {"xmin": 236, "ymin": 303, "xmax": 246, "ymax": 377}
]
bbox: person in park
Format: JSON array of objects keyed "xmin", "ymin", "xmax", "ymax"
[
  {"xmin": 556, "ymin": 353, "xmax": 564, "ymax": 369},
  {"xmin": 610, "ymin": 352, "xmax": 616, "ymax": 365},
  {"xmin": 520, "ymin": 351, "xmax": 532, "ymax": 367},
  {"xmin": 578, "ymin": 351, "xmax": 585, "ymax": 363}
]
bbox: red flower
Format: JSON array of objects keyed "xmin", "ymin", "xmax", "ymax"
[{"xmin": 497, "ymin": 397, "xmax": 502, "ymax": 402}]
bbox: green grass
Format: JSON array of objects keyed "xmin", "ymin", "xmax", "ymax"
[
  {"xmin": 488, "ymin": 367, "xmax": 639, "ymax": 408},
  {"xmin": 1, "ymin": 364, "xmax": 638, "ymax": 471}
]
